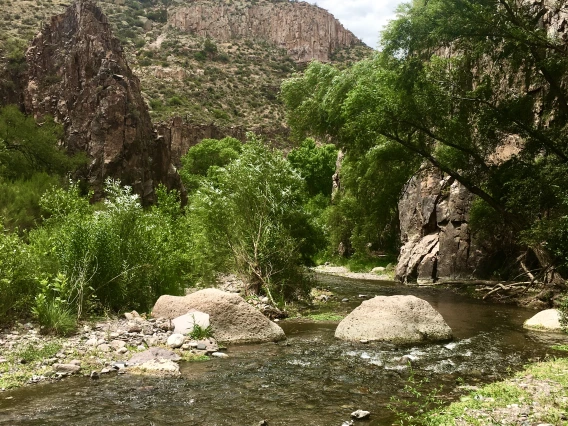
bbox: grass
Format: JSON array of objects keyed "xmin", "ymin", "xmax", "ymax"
[
  {"xmin": 180, "ymin": 352, "xmax": 210, "ymax": 362},
  {"xmin": 419, "ymin": 358, "xmax": 568, "ymax": 425},
  {"xmin": 552, "ymin": 345, "xmax": 568, "ymax": 351},
  {"xmin": 306, "ymin": 313, "xmax": 344, "ymax": 321},
  {"xmin": 188, "ymin": 323, "xmax": 214, "ymax": 340}
]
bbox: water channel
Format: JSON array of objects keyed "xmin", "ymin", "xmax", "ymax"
[{"xmin": 1, "ymin": 274, "xmax": 568, "ymax": 425}]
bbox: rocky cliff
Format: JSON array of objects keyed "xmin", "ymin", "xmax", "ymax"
[
  {"xmin": 169, "ymin": 0, "xmax": 363, "ymax": 63},
  {"xmin": 395, "ymin": 169, "xmax": 482, "ymax": 284},
  {"xmin": 23, "ymin": 0, "xmax": 182, "ymax": 201}
]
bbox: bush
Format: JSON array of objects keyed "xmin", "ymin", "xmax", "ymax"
[
  {"xmin": 187, "ymin": 135, "xmax": 314, "ymax": 303},
  {"xmin": 30, "ymin": 180, "xmax": 191, "ymax": 315}
]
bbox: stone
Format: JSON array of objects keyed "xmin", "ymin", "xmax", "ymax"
[
  {"xmin": 110, "ymin": 340, "xmax": 126, "ymax": 350},
  {"xmin": 152, "ymin": 289, "xmax": 286, "ymax": 344},
  {"xmin": 90, "ymin": 371, "xmax": 100, "ymax": 380},
  {"xmin": 117, "ymin": 347, "xmax": 128, "ymax": 355},
  {"xmin": 129, "ymin": 347, "xmax": 181, "ymax": 365},
  {"xmin": 351, "ymin": 409, "xmax": 370, "ymax": 420},
  {"xmin": 523, "ymin": 309, "xmax": 563, "ymax": 332},
  {"xmin": 69, "ymin": 360, "xmax": 81, "ymax": 366},
  {"xmin": 0, "ymin": 357, "xmax": 7, "ymax": 364},
  {"xmin": 97, "ymin": 344, "xmax": 111, "ymax": 353},
  {"xmin": 172, "ymin": 311, "xmax": 210, "ymax": 335},
  {"xmin": 371, "ymin": 267, "xmax": 386, "ymax": 273},
  {"xmin": 167, "ymin": 333, "xmax": 185, "ymax": 348},
  {"xmin": 335, "ymin": 295, "xmax": 453, "ymax": 344},
  {"xmin": 53, "ymin": 363, "xmax": 81, "ymax": 374},
  {"xmin": 211, "ymin": 352, "xmax": 228, "ymax": 358},
  {"xmin": 128, "ymin": 323, "xmax": 142, "ymax": 333},
  {"xmin": 131, "ymin": 359, "xmax": 180, "ymax": 375}
]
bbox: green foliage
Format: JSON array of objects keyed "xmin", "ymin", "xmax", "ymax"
[
  {"xmin": 179, "ymin": 137, "xmax": 242, "ymax": 193},
  {"xmin": 15, "ymin": 342, "xmax": 62, "ymax": 363},
  {"xmin": 0, "ymin": 105, "xmax": 85, "ymax": 180},
  {"xmin": 0, "ymin": 225, "xmax": 38, "ymax": 323},
  {"xmin": 287, "ymin": 138, "xmax": 337, "ymax": 198},
  {"xmin": 306, "ymin": 313, "xmax": 343, "ymax": 321},
  {"xmin": 30, "ymin": 179, "xmax": 191, "ymax": 316},
  {"xmin": 0, "ymin": 173, "xmax": 61, "ymax": 232},
  {"xmin": 188, "ymin": 323, "xmax": 214, "ymax": 340},
  {"xmin": 187, "ymin": 135, "xmax": 314, "ymax": 302}
]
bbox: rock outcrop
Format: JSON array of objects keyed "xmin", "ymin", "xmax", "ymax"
[
  {"xmin": 395, "ymin": 168, "xmax": 482, "ymax": 284},
  {"xmin": 169, "ymin": 0, "xmax": 362, "ymax": 63},
  {"xmin": 151, "ymin": 289, "xmax": 286, "ymax": 344},
  {"xmin": 23, "ymin": 1, "xmax": 182, "ymax": 201},
  {"xmin": 335, "ymin": 295, "xmax": 453, "ymax": 344}
]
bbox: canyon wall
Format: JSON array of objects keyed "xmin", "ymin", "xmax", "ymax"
[{"xmin": 169, "ymin": 0, "xmax": 363, "ymax": 63}]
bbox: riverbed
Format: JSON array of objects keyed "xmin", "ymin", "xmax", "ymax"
[{"xmin": 1, "ymin": 274, "xmax": 567, "ymax": 425}]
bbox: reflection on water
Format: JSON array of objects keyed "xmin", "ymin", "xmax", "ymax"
[{"xmin": 1, "ymin": 274, "xmax": 567, "ymax": 425}]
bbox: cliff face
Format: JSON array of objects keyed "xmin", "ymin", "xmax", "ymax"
[
  {"xmin": 395, "ymin": 169, "xmax": 482, "ymax": 284},
  {"xmin": 23, "ymin": 1, "xmax": 181, "ymax": 201},
  {"xmin": 169, "ymin": 0, "xmax": 362, "ymax": 63}
]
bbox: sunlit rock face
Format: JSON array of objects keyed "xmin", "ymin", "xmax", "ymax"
[{"xmin": 169, "ymin": 0, "xmax": 362, "ymax": 63}]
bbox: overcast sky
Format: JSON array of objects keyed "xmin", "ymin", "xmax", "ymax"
[{"xmin": 305, "ymin": 0, "xmax": 407, "ymax": 49}]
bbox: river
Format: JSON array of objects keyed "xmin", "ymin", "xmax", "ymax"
[{"xmin": 1, "ymin": 274, "xmax": 567, "ymax": 425}]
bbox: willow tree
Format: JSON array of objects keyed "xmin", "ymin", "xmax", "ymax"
[{"xmin": 281, "ymin": 0, "xmax": 568, "ymax": 280}]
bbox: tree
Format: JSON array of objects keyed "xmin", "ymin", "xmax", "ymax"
[
  {"xmin": 187, "ymin": 135, "xmax": 313, "ymax": 303},
  {"xmin": 281, "ymin": 0, "xmax": 568, "ymax": 278}
]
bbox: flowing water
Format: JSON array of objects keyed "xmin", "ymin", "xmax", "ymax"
[{"xmin": 1, "ymin": 275, "xmax": 568, "ymax": 425}]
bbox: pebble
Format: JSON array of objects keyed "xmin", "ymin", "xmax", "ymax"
[
  {"xmin": 53, "ymin": 363, "xmax": 81, "ymax": 374},
  {"xmin": 117, "ymin": 347, "xmax": 128, "ymax": 355},
  {"xmin": 90, "ymin": 371, "xmax": 100, "ymax": 380},
  {"xmin": 341, "ymin": 298, "xmax": 349, "ymax": 302},
  {"xmin": 351, "ymin": 409, "xmax": 370, "ymax": 420}
]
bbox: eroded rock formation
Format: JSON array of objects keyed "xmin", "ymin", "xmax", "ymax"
[
  {"xmin": 23, "ymin": 0, "xmax": 182, "ymax": 201},
  {"xmin": 395, "ymin": 168, "xmax": 482, "ymax": 284},
  {"xmin": 169, "ymin": 0, "xmax": 362, "ymax": 63}
]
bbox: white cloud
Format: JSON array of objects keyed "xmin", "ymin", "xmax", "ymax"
[{"xmin": 304, "ymin": 0, "xmax": 406, "ymax": 49}]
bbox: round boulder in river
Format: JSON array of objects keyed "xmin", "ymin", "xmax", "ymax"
[
  {"xmin": 335, "ymin": 295, "xmax": 453, "ymax": 343},
  {"xmin": 523, "ymin": 309, "xmax": 563, "ymax": 332},
  {"xmin": 152, "ymin": 289, "xmax": 286, "ymax": 344}
]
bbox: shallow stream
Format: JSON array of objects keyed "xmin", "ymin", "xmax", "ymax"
[{"xmin": 1, "ymin": 275, "xmax": 567, "ymax": 425}]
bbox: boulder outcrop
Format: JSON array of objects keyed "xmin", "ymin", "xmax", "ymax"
[
  {"xmin": 23, "ymin": 1, "xmax": 182, "ymax": 201},
  {"xmin": 151, "ymin": 289, "xmax": 286, "ymax": 344},
  {"xmin": 169, "ymin": 0, "xmax": 362, "ymax": 63},
  {"xmin": 335, "ymin": 295, "xmax": 453, "ymax": 343},
  {"xmin": 396, "ymin": 168, "xmax": 482, "ymax": 284}
]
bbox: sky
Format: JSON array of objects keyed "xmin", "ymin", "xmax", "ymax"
[{"xmin": 305, "ymin": 0, "xmax": 407, "ymax": 49}]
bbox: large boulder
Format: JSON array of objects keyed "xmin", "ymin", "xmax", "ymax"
[
  {"xmin": 335, "ymin": 295, "xmax": 453, "ymax": 343},
  {"xmin": 152, "ymin": 289, "xmax": 285, "ymax": 344},
  {"xmin": 523, "ymin": 309, "xmax": 563, "ymax": 332}
]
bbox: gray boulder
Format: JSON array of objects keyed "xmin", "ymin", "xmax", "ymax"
[
  {"xmin": 335, "ymin": 295, "xmax": 453, "ymax": 343},
  {"xmin": 129, "ymin": 347, "xmax": 181, "ymax": 365},
  {"xmin": 152, "ymin": 289, "xmax": 285, "ymax": 344},
  {"xmin": 523, "ymin": 309, "xmax": 563, "ymax": 332}
]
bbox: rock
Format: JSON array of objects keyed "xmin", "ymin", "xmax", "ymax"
[
  {"xmin": 152, "ymin": 289, "xmax": 286, "ymax": 344},
  {"xmin": 0, "ymin": 357, "xmax": 7, "ymax": 364},
  {"xmin": 523, "ymin": 309, "xmax": 563, "ymax": 332},
  {"xmin": 211, "ymin": 352, "xmax": 228, "ymax": 358},
  {"xmin": 335, "ymin": 295, "xmax": 453, "ymax": 344},
  {"xmin": 167, "ymin": 333, "xmax": 185, "ymax": 348},
  {"xmin": 97, "ymin": 344, "xmax": 111, "ymax": 353},
  {"xmin": 172, "ymin": 311, "xmax": 210, "ymax": 335},
  {"xmin": 129, "ymin": 347, "xmax": 181, "ymax": 365},
  {"xmin": 110, "ymin": 340, "xmax": 126, "ymax": 350},
  {"xmin": 53, "ymin": 363, "xmax": 81, "ymax": 374},
  {"xmin": 23, "ymin": 0, "xmax": 184, "ymax": 202},
  {"xmin": 90, "ymin": 371, "xmax": 100, "ymax": 380},
  {"xmin": 127, "ymin": 323, "xmax": 142, "ymax": 333},
  {"xmin": 69, "ymin": 360, "xmax": 81, "ymax": 366},
  {"xmin": 351, "ymin": 409, "xmax": 370, "ymax": 420},
  {"xmin": 100, "ymin": 368, "xmax": 112, "ymax": 374},
  {"xmin": 371, "ymin": 267, "xmax": 386, "ymax": 273},
  {"xmin": 341, "ymin": 298, "xmax": 349, "ymax": 302},
  {"xmin": 342, "ymin": 421, "xmax": 354, "ymax": 426},
  {"xmin": 131, "ymin": 359, "xmax": 180, "ymax": 375},
  {"xmin": 117, "ymin": 347, "xmax": 129, "ymax": 355},
  {"xmin": 144, "ymin": 336, "xmax": 159, "ymax": 347},
  {"xmin": 395, "ymin": 168, "xmax": 481, "ymax": 284},
  {"xmin": 169, "ymin": 2, "xmax": 361, "ymax": 63}
]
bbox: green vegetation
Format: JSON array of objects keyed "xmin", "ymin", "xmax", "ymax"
[
  {"xmin": 282, "ymin": 0, "xmax": 568, "ymax": 280},
  {"xmin": 306, "ymin": 313, "xmax": 343, "ymax": 321},
  {"xmin": 188, "ymin": 323, "xmax": 214, "ymax": 340}
]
